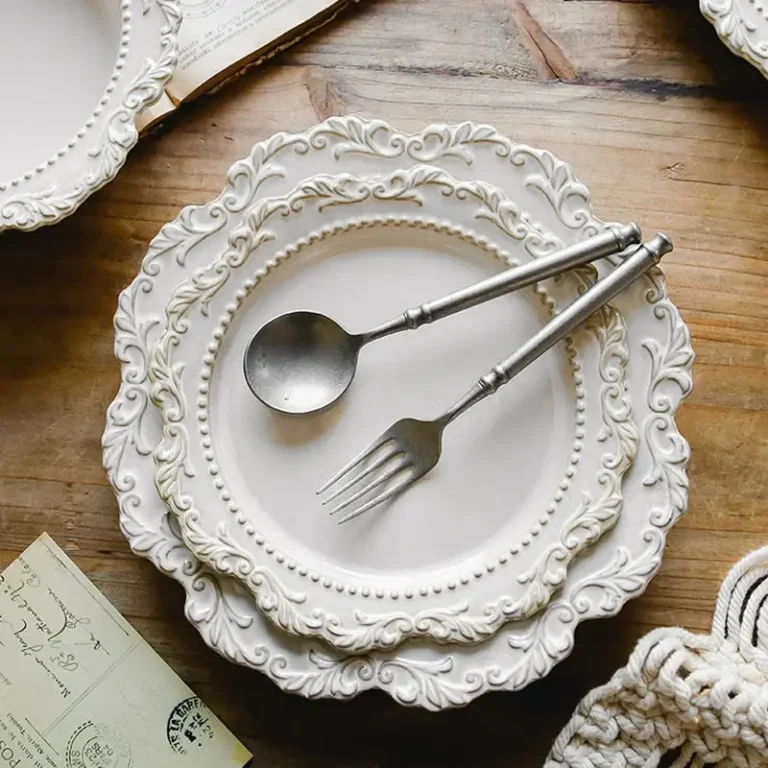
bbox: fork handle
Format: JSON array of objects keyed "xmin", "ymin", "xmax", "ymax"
[
  {"xmin": 360, "ymin": 223, "xmax": 642, "ymax": 344},
  {"xmin": 438, "ymin": 233, "xmax": 673, "ymax": 426}
]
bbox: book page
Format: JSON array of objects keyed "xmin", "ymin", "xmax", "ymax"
[
  {"xmin": 136, "ymin": 91, "xmax": 177, "ymax": 134},
  {"xmin": 167, "ymin": 0, "xmax": 342, "ymax": 102}
]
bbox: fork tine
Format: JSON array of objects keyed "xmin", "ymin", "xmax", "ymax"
[
  {"xmin": 316, "ymin": 433, "xmax": 394, "ymax": 495},
  {"xmin": 336, "ymin": 473, "xmax": 414, "ymax": 525},
  {"xmin": 321, "ymin": 445, "xmax": 401, "ymax": 506},
  {"xmin": 327, "ymin": 456, "xmax": 411, "ymax": 517}
]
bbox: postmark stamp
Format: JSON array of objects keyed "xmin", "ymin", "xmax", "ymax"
[
  {"xmin": 65, "ymin": 722, "xmax": 132, "ymax": 768},
  {"xmin": 166, "ymin": 696, "xmax": 215, "ymax": 755}
]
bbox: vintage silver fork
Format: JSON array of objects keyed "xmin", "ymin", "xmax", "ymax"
[{"xmin": 317, "ymin": 233, "xmax": 672, "ymax": 524}]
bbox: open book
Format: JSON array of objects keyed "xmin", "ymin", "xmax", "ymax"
[{"xmin": 138, "ymin": 0, "xmax": 356, "ymax": 132}]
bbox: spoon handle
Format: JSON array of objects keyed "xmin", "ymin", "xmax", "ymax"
[
  {"xmin": 437, "ymin": 233, "xmax": 673, "ymax": 426},
  {"xmin": 361, "ymin": 222, "xmax": 642, "ymax": 345}
]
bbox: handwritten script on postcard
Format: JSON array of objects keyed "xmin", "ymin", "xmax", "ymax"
[{"xmin": 0, "ymin": 534, "xmax": 251, "ymax": 768}]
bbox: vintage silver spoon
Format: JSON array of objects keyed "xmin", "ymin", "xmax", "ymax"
[{"xmin": 243, "ymin": 223, "xmax": 641, "ymax": 415}]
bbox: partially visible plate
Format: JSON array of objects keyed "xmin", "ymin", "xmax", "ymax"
[
  {"xmin": 0, "ymin": 0, "xmax": 181, "ymax": 232},
  {"xmin": 700, "ymin": 0, "xmax": 768, "ymax": 79}
]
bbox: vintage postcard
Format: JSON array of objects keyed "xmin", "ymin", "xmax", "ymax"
[{"xmin": 0, "ymin": 534, "xmax": 251, "ymax": 768}]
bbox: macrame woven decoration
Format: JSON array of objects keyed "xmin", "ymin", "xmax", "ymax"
[{"xmin": 546, "ymin": 546, "xmax": 768, "ymax": 768}]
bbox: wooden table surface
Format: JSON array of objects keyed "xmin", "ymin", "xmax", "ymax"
[{"xmin": 2, "ymin": 0, "xmax": 767, "ymax": 764}]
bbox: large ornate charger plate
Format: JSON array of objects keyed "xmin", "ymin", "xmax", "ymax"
[
  {"xmin": 0, "ymin": 0, "xmax": 181, "ymax": 232},
  {"xmin": 700, "ymin": 0, "xmax": 768, "ymax": 79},
  {"xmin": 147, "ymin": 165, "xmax": 636, "ymax": 654},
  {"xmin": 103, "ymin": 117, "xmax": 693, "ymax": 708}
]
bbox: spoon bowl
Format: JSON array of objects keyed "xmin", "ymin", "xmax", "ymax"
[{"xmin": 244, "ymin": 311, "xmax": 362, "ymax": 415}]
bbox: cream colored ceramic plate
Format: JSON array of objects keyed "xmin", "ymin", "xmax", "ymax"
[
  {"xmin": 700, "ymin": 0, "xmax": 768, "ymax": 78},
  {"xmin": 104, "ymin": 117, "xmax": 693, "ymax": 708},
  {"xmin": 147, "ymin": 165, "xmax": 635, "ymax": 654},
  {"xmin": 0, "ymin": 0, "xmax": 180, "ymax": 232}
]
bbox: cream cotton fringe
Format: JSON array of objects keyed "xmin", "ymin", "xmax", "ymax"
[{"xmin": 546, "ymin": 546, "xmax": 768, "ymax": 768}]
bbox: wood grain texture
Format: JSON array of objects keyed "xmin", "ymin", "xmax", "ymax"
[{"xmin": 1, "ymin": 0, "xmax": 767, "ymax": 764}]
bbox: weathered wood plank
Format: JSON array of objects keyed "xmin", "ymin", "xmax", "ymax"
[{"xmin": 285, "ymin": 0, "xmax": 768, "ymax": 89}]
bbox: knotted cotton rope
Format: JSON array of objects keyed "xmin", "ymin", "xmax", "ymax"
[{"xmin": 546, "ymin": 546, "xmax": 768, "ymax": 768}]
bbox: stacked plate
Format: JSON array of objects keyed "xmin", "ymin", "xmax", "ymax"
[{"xmin": 102, "ymin": 116, "xmax": 694, "ymax": 709}]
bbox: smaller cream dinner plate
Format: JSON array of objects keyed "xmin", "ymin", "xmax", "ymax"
[{"xmin": 148, "ymin": 165, "xmax": 636, "ymax": 655}]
